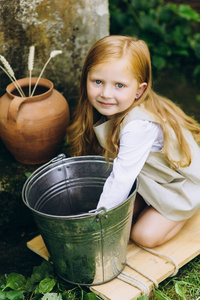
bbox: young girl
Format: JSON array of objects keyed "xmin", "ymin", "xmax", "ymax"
[{"xmin": 68, "ymin": 35, "xmax": 200, "ymax": 248}]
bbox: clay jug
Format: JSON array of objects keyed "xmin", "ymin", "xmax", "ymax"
[{"xmin": 0, "ymin": 77, "xmax": 70, "ymax": 164}]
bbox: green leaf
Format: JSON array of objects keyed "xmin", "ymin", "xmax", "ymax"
[
  {"xmin": 3, "ymin": 273, "xmax": 26, "ymax": 291},
  {"xmin": 190, "ymin": 33, "xmax": 200, "ymax": 59},
  {"xmin": 0, "ymin": 275, "xmax": 6, "ymax": 290},
  {"xmin": 24, "ymin": 172, "xmax": 32, "ymax": 178},
  {"xmin": 173, "ymin": 49, "xmax": 189, "ymax": 56},
  {"xmin": 153, "ymin": 43, "xmax": 171, "ymax": 57},
  {"xmin": 62, "ymin": 290, "xmax": 77, "ymax": 300},
  {"xmin": 24, "ymin": 277, "xmax": 36, "ymax": 293},
  {"xmin": 159, "ymin": 6, "xmax": 173, "ymax": 22},
  {"xmin": 153, "ymin": 289, "xmax": 172, "ymax": 300},
  {"xmin": 0, "ymin": 291, "xmax": 6, "ymax": 299},
  {"xmin": 171, "ymin": 4, "xmax": 200, "ymax": 22},
  {"xmin": 196, "ymin": 94, "xmax": 200, "ymax": 102},
  {"xmin": 0, "ymin": 290, "xmax": 24, "ymax": 300},
  {"xmin": 152, "ymin": 55, "xmax": 166, "ymax": 70},
  {"xmin": 175, "ymin": 282, "xmax": 186, "ymax": 299},
  {"xmin": 31, "ymin": 261, "xmax": 54, "ymax": 284},
  {"xmin": 139, "ymin": 14, "xmax": 160, "ymax": 32},
  {"xmin": 173, "ymin": 280, "xmax": 193, "ymax": 286},
  {"xmin": 39, "ymin": 278, "xmax": 56, "ymax": 294},
  {"xmin": 6, "ymin": 290, "xmax": 24, "ymax": 300},
  {"xmin": 33, "ymin": 286, "xmax": 41, "ymax": 297},
  {"xmin": 137, "ymin": 296, "xmax": 149, "ymax": 300},
  {"xmin": 193, "ymin": 66, "xmax": 200, "ymax": 79},
  {"xmin": 30, "ymin": 271, "xmax": 43, "ymax": 284},
  {"xmin": 84, "ymin": 292, "xmax": 99, "ymax": 300},
  {"xmin": 41, "ymin": 293, "xmax": 62, "ymax": 300}
]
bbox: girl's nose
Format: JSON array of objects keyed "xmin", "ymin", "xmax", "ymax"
[{"xmin": 101, "ymin": 85, "xmax": 113, "ymax": 98}]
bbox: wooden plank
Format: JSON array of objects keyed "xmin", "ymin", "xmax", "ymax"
[
  {"xmin": 27, "ymin": 235, "xmax": 49, "ymax": 260},
  {"xmin": 27, "ymin": 210, "xmax": 200, "ymax": 300}
]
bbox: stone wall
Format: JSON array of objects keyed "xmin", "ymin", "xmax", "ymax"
[{"xmin": 0, "ymin": 0, "xmax": 109, "ymax": 108}]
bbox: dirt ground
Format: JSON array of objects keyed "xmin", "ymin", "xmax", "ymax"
[
  {"xmin": 0, "ymin": 221, "xmax": 44, "ymax": 277},
  {"xmin": 0, "ymin": 138, "xmax": 43, "ymax": 277}
]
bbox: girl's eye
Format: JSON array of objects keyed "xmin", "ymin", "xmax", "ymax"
[
  {"xmin": 95, "ymin": 80, "xmax": 102, "ymax": 85},
  {"xmin": 116, "ymin": 83, "xmax": 124, "ymax": 88}
]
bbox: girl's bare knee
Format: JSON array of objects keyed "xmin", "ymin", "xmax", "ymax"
[
  {"xmin": 130, "ymin": 225, "xmax": 158, "ymax": 248},
  {"xmin": 131, "ymin": 217, "xmax": 188, "ymax": 248}
]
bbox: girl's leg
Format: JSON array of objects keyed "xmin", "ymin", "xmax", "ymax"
[{"xmin": 130, "ymin": 206, "xmax": 188, "ymax": 248}]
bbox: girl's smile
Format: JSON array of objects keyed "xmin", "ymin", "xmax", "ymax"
[
  {"xmin": 98, "ymin": 101, "xmax": 115, "ymax": 108},
  {"xmin": 87, "ymin": 59, "xmax": 146, "ymax": 118}
]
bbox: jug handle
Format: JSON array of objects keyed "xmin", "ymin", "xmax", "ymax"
[{"xmin": 7, "ymin": 96, "xmax": 27, "ymax": 122}]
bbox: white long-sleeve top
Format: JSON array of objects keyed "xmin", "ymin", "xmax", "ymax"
[{"xmin": 97, "ymin": 120, "xmax": 164, "ymax": 210}]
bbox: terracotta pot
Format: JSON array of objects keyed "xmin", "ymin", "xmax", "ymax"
[{"xmin": 0, "ymin": 77, "xmax": 70, "ymax": 164}]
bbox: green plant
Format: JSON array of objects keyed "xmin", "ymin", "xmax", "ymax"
[
  {"xmin": 0, "ymin": 261, "xmax": 100, "ymax": 300},
  {"xmin": 150, "ymin": 255, "xmax": 200, "ymax": 299},
  {"xmin": 1, "ymin": 255, "xmax": 200, "ymax": 300},
  {"xmin": 109, "ymin": 0, "xmax": 200, "ymax": 80}
]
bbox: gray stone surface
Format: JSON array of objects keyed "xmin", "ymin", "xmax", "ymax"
[{"xmin": 0, "ymin": 0, "xmax": 109, "ymax": 106}]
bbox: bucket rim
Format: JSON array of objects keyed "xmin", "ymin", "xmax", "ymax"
[{"xmin": 22, "ymin": 154, "xmax": 138, "ymax": 219}]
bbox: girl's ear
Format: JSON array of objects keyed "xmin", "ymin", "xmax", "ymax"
[{"xmin": 135, "ymin": 82, "xmax": 147, "ymax": 99}]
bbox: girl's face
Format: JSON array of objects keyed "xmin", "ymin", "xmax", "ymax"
[{"xmin": 87, "ymin": 58, "xmax": 146, "ymax": 119}]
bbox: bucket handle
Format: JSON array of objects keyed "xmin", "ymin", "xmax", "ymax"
[
  {"xmin": 87, "ymin": 207, "xmax": 108, "ymax": 221},
  {"xmin": 22, "ymin": 154, "xmax": 66, "ymax": 201},
  {"xmin": 50, "ymin": 153, "xmax": 66, "ymax": 163},
  {"xmin": 26, "ymin": 154, "xmax": 66, "ymax": 180}
]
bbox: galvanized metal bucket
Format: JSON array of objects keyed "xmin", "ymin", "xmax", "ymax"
[{"xmin": 22, "ymin": 154, "xmax": 138, "ymax": 286}]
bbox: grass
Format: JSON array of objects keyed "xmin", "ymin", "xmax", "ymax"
[{"xmin": 149, "ymin": 254, "xmax": 200, "ymax": 300}]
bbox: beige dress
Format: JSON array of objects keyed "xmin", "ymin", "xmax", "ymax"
[{"xmin": 94, "ymin": 105, "xmax": 200, "ymax": 221}]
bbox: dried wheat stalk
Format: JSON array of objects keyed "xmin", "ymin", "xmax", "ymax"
[
  {"xmin": 0, "ymin": 49, "xmax": 62, "ymax": 99},
  {"xmin": 30, "ymin": 50, "xmax": 62, "ymax": 97},
  {"xmin": 28, "ymin": 45, "xmax": 35, "ymax": 97},
  {"xmin": 0, "ymin": 55, "xmax": 25, "ymax": 97}
]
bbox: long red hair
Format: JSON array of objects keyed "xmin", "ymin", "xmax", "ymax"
[{"xmin": 68, "ymin": 35, "xmax": 200, "ymax": 168}]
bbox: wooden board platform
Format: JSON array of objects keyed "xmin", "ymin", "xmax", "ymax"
[{"xmin": 27, "ymin": 210, "xmax": 200, "ymax": 300}]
